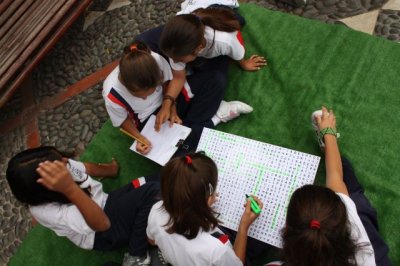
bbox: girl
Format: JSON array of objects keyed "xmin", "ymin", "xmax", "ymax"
[
  {"xmin": 146, "ymin": 152, "xmax": 263, "ymax": 265},
  {"xmin": 103, "ymin": 40, "xmax": 254, "ymax": 155},
  {"xmin": 6, "ymin": 146, "xmax": 160, "ymax": 266},
  {"xmin": 137, "ymin": 5, "xmax": 266, "ymax": 130},
  {"xmin": 266, "ymin": 107, "xmax": 391, "ymax": 266}
]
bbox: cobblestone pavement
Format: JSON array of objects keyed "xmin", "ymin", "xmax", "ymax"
[{"xmin": 0, "ymin": 0, "xmax": 398, "ymax": 264}]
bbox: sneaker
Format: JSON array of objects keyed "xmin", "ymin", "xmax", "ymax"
[
  {"xmin": 149, "ymin": 247, "xmax": 169, "ymax": 266},
  {"xmin": 216, "ymin": 100, "xmax": 253, "ymax": 123},
  {"xmin": 311, "ymin": 110, "xmax": 325, "ymax": 150},
  {"xmin": 122, "ymin": 252, "xmax": 150, "ymax": 266}
]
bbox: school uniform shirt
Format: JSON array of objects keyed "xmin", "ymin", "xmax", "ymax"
[
  {"xmin": 29, "ymin": 159, "xmax": 108, "ymax": 250},
  {"xmin": 264, "ymin": 193, "xmax": 376, "ymax": 266},
  {"xmin": 169, "ymin": 26, "xmax": 245, "ymax": 71},
  {"xmin": 147, "ymin": 201, "xmax": 243, "ymax": 266},
  {"xmin": 102, "ymin": 51, "xmax": 173, "ymax": 127},
  {"xmin": 177, "ymin": 0, "xmax": 239, "ymax": 15}
]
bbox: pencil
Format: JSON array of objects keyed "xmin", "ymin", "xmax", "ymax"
[{"xmin": 119, "ymin": 128, "xmax": 147, "ymax": 146}]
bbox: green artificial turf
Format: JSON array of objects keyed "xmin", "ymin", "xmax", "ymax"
[{"xmin": 10, "ymin": 4, "xmax": 400, "ymax": 265}]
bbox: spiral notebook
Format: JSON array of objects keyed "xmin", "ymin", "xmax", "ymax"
[{"xmin": 130, "ymin": 115, "xmax": 192, "ymax": 166}]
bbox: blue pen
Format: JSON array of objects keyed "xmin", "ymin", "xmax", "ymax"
[{"xmin": 245, "ymin": 194, "xmax": 261, "ymax": 214}]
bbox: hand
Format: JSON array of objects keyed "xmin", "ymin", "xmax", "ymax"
[
  {"xmin": 169, "ymin": 106, "xmax": 182, "ymax": 127},
  {"xmin": 155, "ymin": 104, "xmax": 171, "ymax": 131},
  {"xmin": 136, "ymin": 136, "xmax": 152, "ymax": 155},
  {"xmin": 239, "ymin": 55, "xmax": 267, "ymax": 71},
  {"xmin": 36, "ymin": 160, "xmax": 78, "ymax": 195},
  {"xmin": 316, "ymin": 106, "xmax": 336, "ymax": 131},
  {"xmin": 239, "ymin": 195, "xmax": 263, "ymax": 230}
]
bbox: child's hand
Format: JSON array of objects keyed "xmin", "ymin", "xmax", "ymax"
[
  {"xmin": 169, "ymin": 105, "xmax": 182, "ymax": 127},
  {"xmin": 155, "ymin": 105, "xmax": 171, "ymax": 131},
  {"xmin": 136, "ymin": 137, "xmax": 152, "ymax": 155},
  {"xmin": 239, "ymin": 195, "xmax": 263, "ymax": 230},
  {"xmin": 315, "ymin": 106, "xmax": 336, "ymax": 131},
  {"xmin": 239, "ymin": 55, "xmax": 267, "ymax": 71},
  {"xmin": 36, "ymin": 160, "xmax": 77, "ymax": 195}
]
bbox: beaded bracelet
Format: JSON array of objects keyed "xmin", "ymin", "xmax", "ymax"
[
  {"xmin": 319, "ymin": 127, "xmax": 340, "ymax": 139},
  {"xmin": 163, "ymin": 95, "xmax": 176, "ymax": 104}
]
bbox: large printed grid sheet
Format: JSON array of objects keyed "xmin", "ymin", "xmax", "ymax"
[{"xmin": 197, "ymin": 128, "xmax": 320, "ymax": 247}]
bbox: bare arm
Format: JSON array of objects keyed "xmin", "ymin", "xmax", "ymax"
[
  {"xmin": 83, "ymin": 159, "xmax": 118, "ymax": 179},
  {"xmin": 155, "ymin": 69, "xmax": 186, "ymax": 131},
  {"xmin": 233, "ymin": 196, "xmax": 263, "ymax": 263},
  {"xmin": 36, "ymin": 161, "xmax": 111, "ymax": 231},
  {"xmin": 316, "ymin": 107, "xmax": 348, "ymax": 195}
]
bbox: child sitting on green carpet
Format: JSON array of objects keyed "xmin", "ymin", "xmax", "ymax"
[{"xmin": 6, "ymin": 146, "xmax": 160, "ymax": 266}]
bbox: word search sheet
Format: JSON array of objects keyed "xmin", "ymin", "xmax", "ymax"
[{"xmin": 197, "ymin": 128, "xmax": 320, "ymax": 247}]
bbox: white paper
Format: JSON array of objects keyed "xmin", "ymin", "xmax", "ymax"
[
  {"xmin": 197, "ymin": 128, "xmax": 320, "ymax": 247},
  {"xmin": 130, "ymin": 115, "xmax": 192, "ymax": 166}
]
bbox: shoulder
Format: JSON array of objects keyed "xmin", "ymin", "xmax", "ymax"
[{"xmin": 103, "ymin": 66, "xmax": 120, "ymax": 91}]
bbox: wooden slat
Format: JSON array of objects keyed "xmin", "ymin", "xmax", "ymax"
[
  {"xmin": 0, "ymin": 0, "xmax": 35, "ymax": 40},
  {"xmin": 0, "ymin": 0, "xmax": 24, "ymax": 26},
  {"xmin": 0, "ymin": 0, "xmax": 65, "ymax": 77},
  {"xmin": 0, "ymin": 0, "xmax": 93, "ymax": 108}
]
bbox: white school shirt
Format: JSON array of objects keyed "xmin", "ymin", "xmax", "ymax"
[
  {"xmin": 29, "ymin": 159, "xmax": 108, "ymax": 250},
  {"xmin": 264, "ymin": 193, "xmax": 376, "ymax": 266},
  {"xmin": 169, "ymin": 26, "xmax": 245, "ymax": 71},
  {"xmin": 102, "ymin": 51, "xmax": 173, "ymax": 127},
  {"xmin": 177, "ymin": 0, "xmax": 239, "ymax": 15},
  {"xmin": 147, "ymin": 201, "xmax": 243, "ymax": 266}
]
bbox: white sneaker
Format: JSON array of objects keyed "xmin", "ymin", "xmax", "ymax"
[
  {"xmin": 122, "ymin": 252, "xmax": 151, "ymax": 266},
  {"xmin": 216, "ymin": 100, "xmax": 253, "ymax": 123}
]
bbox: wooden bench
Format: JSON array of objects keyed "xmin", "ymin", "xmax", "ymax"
[{"xmin": 0, "ymin": 0, "xmax": 92, "ymax": 108}]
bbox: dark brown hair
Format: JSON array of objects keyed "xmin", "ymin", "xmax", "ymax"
[
  {"xmin": 282, "ymin": 185, "xmax": 357, "ymax": 266},
  {"xmin": 159, "ymin": 8, "xmax": 240, "ymax": 58},
  {"xmin": 119, "ymin": 40, "xmax": 163, "ymax": 92},
  {"xmin": 160, "ymin": 152, "xmax": 219, "ymax": 239}
]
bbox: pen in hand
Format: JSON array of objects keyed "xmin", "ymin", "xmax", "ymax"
[{"xmin": 245, "ymin": 194, "xmax": 261, "ymax": 214}]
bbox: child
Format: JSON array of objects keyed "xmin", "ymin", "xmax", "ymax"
[
  {"xmin": 136, "ymin": 4, "xmax": 266, "ymax": 130},
  {"xmin": 103, "ymin": 40, "xmax": 254, "ymax": 154},
  {"xmin": 266, "ymin": 107, "xmax": 391, "ymax": 266},
  {"xmin": 146, "ymin": 152, "xmax": 263, "ymax": 265},
  {"xmin": 6, "ymin": 146, "xmax": 160, "ymax": 266}
]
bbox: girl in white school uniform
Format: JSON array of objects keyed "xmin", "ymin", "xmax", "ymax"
[
  {"xmin": 103, "ymin": 41, "xmax": 254, "ymax": 155},
  {"xmin": 146, "ymin": 152, "xmax": 264, "ymax": 266},
  {"xmin": 136, "ymin": 1, "xmax": 267, "ymax": 130}
]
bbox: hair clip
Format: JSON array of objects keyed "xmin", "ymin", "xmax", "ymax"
[
  {"xmin": 185, "ymin": 155, "xmax": 192, "ymax": 164},
  {"xmin": 309, "ymin": 219, "xmax": 320, "ymax": 229},
  {"xmin": 130, "ymin": 44, "xmax": 138, "ymax": 52},
  {"xmin": 208, "ymin": 183, "xmax": 214, "ymax": 195}
]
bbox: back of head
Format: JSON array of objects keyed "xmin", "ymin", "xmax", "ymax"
[
  {"xmin": 119, "ymin": 40, "xmax": 162, "ymax": 92},
  {"xmin": 161, "ymin": 152, "xmax": 219, "ymax": 239},
  {"xmin": 282, "ymin": 185, "xmax": 357, "ymax": 266},
  {"xmin": 160, "ymin": 8, "xmax": 240, "ymax": 58},
  {"xmin": 6, "ymin": 146, "xmax": 70, "ymax": 205}
]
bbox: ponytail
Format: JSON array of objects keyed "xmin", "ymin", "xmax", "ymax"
[{"xmin": 194, "ymin": 8, "xmax": 240, "ymax": 32}]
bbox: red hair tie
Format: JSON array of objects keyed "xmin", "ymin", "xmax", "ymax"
[
  {"xmin": 185, "ymin": 155, "xmax": 192, "ymax": 164},
  {"xmin": 310, "ymin": 219, "xmax": 320, "ymax": 229},
  {"xmin": 130, "ymin": 44, "xmax": 138, "ymax": 52}
]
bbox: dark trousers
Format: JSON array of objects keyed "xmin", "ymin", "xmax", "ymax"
[
  {"xmin": 341, "ymin": 157, "xmax": 392, "ymax": 266},
  {"xmin": 93, "ymin": 181, "xmax": 160, "ymax": 257}
]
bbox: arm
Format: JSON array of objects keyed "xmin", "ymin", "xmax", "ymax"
[
  {"xmin": 36, "ymin": 161, "xmax": 111, "ymax": 231},
  {"xmin": 316, "ymin": 106, "xmax": 348, "ymax": 195},
  {"xmin": 83, "ymin": 159, "xmax": 119, "ymax": 179},
  {"xmin": 233, "ymin": 196, "xmax": 263, "ymax": 263},
  {"xmin": 155, "ymin": 69, "xmax": 186, "ymax": 131},
  {"xmin": 120, "ymin": 117, "xmax": 152, "ymax": 155}
]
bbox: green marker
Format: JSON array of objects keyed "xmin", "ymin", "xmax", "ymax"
[{"xmin": 246, "ymin": 194, "xmax": 261, "ymax": 214}]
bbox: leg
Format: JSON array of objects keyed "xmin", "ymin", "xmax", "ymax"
[
  {"xmin": 135, "ymin": 25, "xmax": 165, "ymax": 56},
  {"xmin": 341, "ymin": 157, "xmax": 392, "ymax": 266}
]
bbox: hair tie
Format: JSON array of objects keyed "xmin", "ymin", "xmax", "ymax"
[
  {"xmin": 130, "ymin": 44, "xmax": 138, "ymax": 52},
  {"xmin": 309, "ymin": 219, "xmax": 320, "ymax": 229},
  {"xmin": 185, "ymin": 155, "xmax": 192, "ymax": 164}
]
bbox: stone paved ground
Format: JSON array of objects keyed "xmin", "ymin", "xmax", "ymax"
[{"xmin": 0, "ymin": 0, "xmax": 396, "ymax": 264}]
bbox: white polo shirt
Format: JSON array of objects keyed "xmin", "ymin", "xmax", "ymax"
[
  {"xmin": 147, "ymin": 201, "xmax": 243, "ymax": 266},
  {"xmin": 177, "ymin": 0, "xmax": 239, "ymax": 15},
  {"xmin": 169, "ymin": 26, "xmax": 245, "ymax": 71},
  {"xmin": 102, "ymin": 51, "xmax": 173, "ymax": 127}
]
